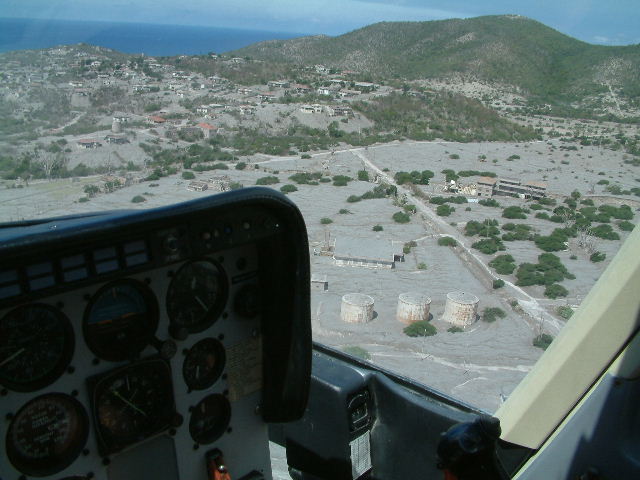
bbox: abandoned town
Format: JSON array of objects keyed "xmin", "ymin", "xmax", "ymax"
[{"xmin": 1, "ymin": 18, "xmax": 639, "ymax": 413}]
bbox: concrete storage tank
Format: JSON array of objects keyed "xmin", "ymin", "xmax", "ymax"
[
  {"xmin": 396, "ymin": 292, "xmax": 431, "ymax": 324},
  {"xmin": 341, "ymin": 293, "xmax": 375, "ymax": 324},
  {"xmin": 442, "ymin": 291, "xmax": 479, "ymax": 328}
]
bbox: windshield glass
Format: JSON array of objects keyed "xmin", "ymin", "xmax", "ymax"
[{"xmin": 1, "ymin": 1, "xmax": 638, "ymax": 418}]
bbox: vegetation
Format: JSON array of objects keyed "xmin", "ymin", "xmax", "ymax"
[
  {"xmin": 545, "ymin": 283, "xmax": 569, "ymax": 299},
  {"xmin": 404, "ymin": 321, "xmax": 437, "ymax": 337},
  {"xmin": 493, "ymin": 279, "xmax": 505, "ymax": 289},
  {"xmin": 429, "ymin": 195, "xmax": 467, "ymax": 205},
  {"xmin": 502, "ymin": 206, "xmax": 527, "ymax": 219},
  {"xmin": 280, "ymin": 184, "xmax": 298, "ymax": 194},
  {"xmin": 447, "ymin": 326, "xmax": 464, "ymax": 333},
  {"xmin": 131, "ymin": 195, "xmax": 146, "ymax": 203},
  {"xmin": 417, "ymin": 262, "xmax": 428, "ymax": 270},
  {"xmin": 395, "ymin": 170, "xmax": 434, "ymax": 185},
  {"xmin": 479, "ymin": 198, "xmax": 501, "ymax": 208},
  {"xmin": 515, "ymin": 253, "xmax": 574, "ymax": 290},
  {"xmin": 472, "ymin": 238, "xmax": 505, "ymax": 255},
  {"xmin": 533, "ymin": 334, "xmax": 554, "ymax": 350},
  {"xmin": 465, "ymin": 219, "xmax": 499, "ymax": 237},
  {"xmin": 557, "ymin": 306, "xmax": 574, "ymax": 319},
  {"xmin": 181, "ymin": 171, "xmax": 195, "ymax": 180},
  {"xmin": 590, "ymin": 251, "xmax": 606, "ymax": 263},
  {"xmin": 289, "ymin": 172, "xmax": 323, "ymax": 184},
  {"xmin": 489, "ymin": 254, "xmax": 517, "ymax": 275},
  {"xmin": 372, "ymin": 225, "xmax": 383, "ymax": 232},
  {"xmin": 320, "ymin": 217, "xmax": 333, "ymax": 225},
  {"xmin": 437, "ymin": 237, "xmax": 457, "ymax": 247},
  {"xmin": 342, "ymin": 346, "xmax": 371, "ymax": 361},
  {"xmin": 255, "ymin": 176, "xmax": 279, "ymax": 185},
  {"xmin": 436, "ymin": 204, "xmax": 455, "ymax": 216},
  {"xmin": 482, "ymin": 307, "xmax": 506, "ymax": 323},
  {"xmin": 393, "ymin": 211, "xmax": 411, "ymax": 223},
  {"xmin": 357, "ymin": 170, "xmax": 370, "ymax": 181},
  {"xmin": 501, "ymin": 223, "xmax": 533, "ymax": 241}
]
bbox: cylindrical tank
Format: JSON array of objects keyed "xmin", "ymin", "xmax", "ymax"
[
  {"xmin": 396, "ymin": 292, "xmax": 431, "ymax": 324},
  {"xmin": 442, "ymin": 291, "xmax": 479, "ymax": 328},
  {"xmin": 341, "ymin": 293, "xmax": 374, "ymax": 324},
  {"xmin": 111, "ymin": 119, "xmax": 121, "ymax": 133}
]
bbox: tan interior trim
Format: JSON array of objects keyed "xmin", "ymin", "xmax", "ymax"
[{"xmin": 496, "ymin": 226, "xmax": 640, "ymax": 449}]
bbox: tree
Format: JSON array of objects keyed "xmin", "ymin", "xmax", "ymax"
[
  {"xmin": 182, "ymin": 171, "xmax": 195, "ymax": 180},
  {"xmin": 436, "ymin": 204, "xmax": 454, "ymax": 216},
  {"xmin": 357, "ymin": 170, "xmax": 370, "ymax": 181},
  {"xmin": 544, "ymin": 283, "xmax": 568, "ymax": 299}
]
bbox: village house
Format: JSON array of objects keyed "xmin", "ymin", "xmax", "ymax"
[
  {"xmin": 197, "ymin": 123, "xmax": 219, "ymax": 139},
  {"xmin": 268, "ymin": 80, "xmax": 290, "ymax": 89},
  {"xmin": 292, "ymin": 84, "xmax": 312, "ymax": 94},
  {"xmin": 258, "ymin": 92, "xmax": 276, "ymax": 102},
  {"xmin": 77, "ymin": 139, "xmax": 102, "ymax": 149},
  {"xmin": 338, "ymin": 89, "xmax": 361, "ymax": 98},
  {"xmin": 187, "ymin": 181, "xmax": 209, "ymax": 192},
  {"xmin": 325, "ymin": 105, "xmax": 354, "ymax": 117},
  {"xmin": 104, "ymin": 134, "xmax": 129, "ymax": 145},
  {"xmin": 317, "ymin": 87, "xmax": 332, "ymax": 96},
  {"xmin": 148, "ymin": 115, "xmax": 166, "ymax": 124},
  {"xmin": 237, "ymin": 87, "xmax": 253, "ymax": 95},
  {"xmin": 239, "ymin": 105, "xmax": 256, "ymax": 115}
]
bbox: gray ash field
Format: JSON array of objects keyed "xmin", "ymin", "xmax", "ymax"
[{"xmin": 0, "ymin": 138, "xmax": 636, "ymax": 412}]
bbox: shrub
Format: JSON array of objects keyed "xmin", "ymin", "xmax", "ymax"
[
  {"xmin": 404, "ymin": 321, "xmax": 437, "ymax": 337},
  {"xmin": 131, "ymin": 195, "xmax": 146, "ymax": 203},
  {"xmin": 320, "ymin": 217, "xmax": 333, "ymax": 225},
  {"xmin": 403, "ymin": 204, "xmax": 417, "ymax": 214},
  {"xmin": 395, "ymin": 170, "xmax": 434, "ymax": 185},
  {"xmin": 436, "ymin": 204, "xmax": 454, "ymax": 216},
  {"xmin": 235, "ymin": 161, "xmax": 247, "ymax": 170},
  {"xmin": 483, "ymin": 307, "xmax": 506, "ymax": 323},
  {"xmin": 280, "ymin": 184, "xmax": 298, "ymax": 194},
  {"xmin": 533, "ymin": 333, "xmax": 554, "ymax": 350},
  {"xmin": 319, "ymin": 177, "xmax": 331, "ymax": 183},
  {"xmin": 437, "ymin": 237, "xmax": 457, "ymax": 247},
  {"xmin": 590, "ymin": 251, "xmax": 606, "ymax": 263},
  {"xmin": 393, "ymin": 211, "xmax": 411, "ymax": 223},
  {"xmin": 372, "ymin": 225, "xmax": 383, "ymax": 232},
  {"xmin": 301, "ymin": 154, "xmax": 311, "ymax": 159},
  {"xmin": 417, "ymin": 262, "xmax": 427, "ymax": 270},
  {"xmin": 447, "ymin": 326, "xmax": 464, "ymax": 333},
  {"xmin": 493, "ymin": 279, "xmax": 505, "ymax": 289},
  {"xmin": 465, "ymin": 219, "xmax": 499, "ymax": 237},
  {"xmin": 472, "ymin": 238, "xmax": 505, "ymax": 254},
  {"xmin": 502, "ymin": 206, "xmax": 527, "ymax": 219},
  {"xmin": 256, "ymin": 176, "xmax": 279, "ymax": 185},
  {"xmin": 342, "ymin": 346, "xmax": 371, "ymax": 360},
  {"xmin": 557, "ymin": 306, "xmax": 574, "ymax": 319},
  {"xmin": 78, "ymin": 196, "xmax": 89, "ymax": 203},
  {"xmin": 489, "ymin": 254, "xmax": 516, "ymax": 275},
  {"xmin": 449, "ymin": 154, "xmax": 460, "ymax": 159},
  {"xmin": 229, "ymin": 182, "xmax": 244, "ymax": 190},
  {"xmin": 516, "ymin": 253, "xmax": 574, "ymax": 287},
  {"xmin": 83, "ymin": 184, "xmax": 100, "ymax": 197},
  {"xmin": 590, "ymin": 224, "xmax": 620, "ymax": 240},
  {"xmin": 544, "ymin": 283, "xmax": 569, "ymax": 299},
  {"xmin": 347, "ymin": 195, "xmax": 362, "ymax": 203},
  {"xmin": 357, "ymin": 170, "xmax": 370, "ymax": 181},
  {"xmin": 332, "ymin": 175, "xmax": 352, "ymax": 186},
  {"xmin": 479, "ymin": 198, "xmax": 500, "ymax": 207},
  {"xmin": 182, "ymin": 171, "xmax": 195, "ymax": 180},
  {"xmin": 339, "ymin": 208, "xmax": 351, "ymax": 214},
  {"xmin": 618, "ymin": 220, "xmax": 635, "ymax": 231}
]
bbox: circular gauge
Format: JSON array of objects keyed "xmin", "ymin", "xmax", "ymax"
[
  {"xmin": 6, "ymin": 393, "xmax": 89, "ymax": 477},
  {"xmin": 166, "ymin": 260, "xmax": 227, "ymax": 334},
  {"xmin": 189, "ymin": 394, "xmax": 231, "ymax": 445},
  {"xmin": 92, "ymin": 358, "xmax": 175, "ymax": 455},
  {"xmin": 0, "ymin": 304, "xmax": 74, "ymax": 392},
  {"xmin": 83, "ymin": 279, "xmax": 158, "ymax": 362},
  {"xmin": 183, "ymin": 338, "xmax": 225, "ymax": 391}
]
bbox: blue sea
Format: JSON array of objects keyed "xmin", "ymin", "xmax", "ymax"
[{"xmin": 0, "ymin": 17, "xmax": 304, "ymax": 56}]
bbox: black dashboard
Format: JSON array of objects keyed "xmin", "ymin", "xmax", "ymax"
[{"xmin": 0, "ymin": 188, "xmax": 311, "ymax": 480}]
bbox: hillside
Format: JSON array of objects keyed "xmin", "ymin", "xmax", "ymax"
[{"xmin": 232, "ymin": 15, "xmax": 640, "ymax": 102}]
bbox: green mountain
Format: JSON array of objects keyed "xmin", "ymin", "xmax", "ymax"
[{"xmin": 232, "ymin": 15, "xmax": 640, "ymax": 101}]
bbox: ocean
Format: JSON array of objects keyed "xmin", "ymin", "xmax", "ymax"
[{"xmin": 0, "ymin": 17, "xmax": 304, "ymax": 56}]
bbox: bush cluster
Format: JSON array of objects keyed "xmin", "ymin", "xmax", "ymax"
[
  {"xmin": 482, "ymin": 307, "xmax": 506, "ymax": 323},
  {"xmin": 515, "ymin": 253, "xmax": 574, "ymax": 291},
  {"xmin": 255, "ymin": 176, "xmax": 279, "ymax": 185},
  {"xmin": 489, "ymin": 254, "xmax": 517, "ymax": 275},
  {"xmin": 501, "ymin": 223, "xmax": 533, "ymax": 241},
  {"xmin": 472, "ymin": 238, "xmax": 506, "ymax": 254},
  {"xmin": 502, "ymin": 206, "xmax": 527, "ymax": 219},
  {"xmin": 404, "ymin": 321, "xmax": 437, "ymax": 337},
  {"xmin": 437, "ymin": 237, "xmax": 457, "ymax": 247},
  {"xmin": 479, "ymin": 198, "xmax": 501, "ymax": 207},
  {"xmin": 289, "ymin": 172, "xmax": 323, "ymax": 184},
  {"xmin": 393, "ymin": 211, "xmax": 411, "ymax": 223},
  {"xmin": 590, "ymin": 251, "xmax": 606, "ymax": 263},
  {"xmin": 394, "ymin": 170, "xmax": 434, "ymax": 185},
  {"xmin": 436, "ymin": 204, "xmax": 455, "ymax": 217},
  {"xmin": 465, "ymin": 219, "xmax": 499, "ymax": 237},
  {"xmin": 430, "ymin": 196, "xmax": 468, "ymax": 205}
]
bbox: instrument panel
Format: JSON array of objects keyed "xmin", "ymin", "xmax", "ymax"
[{"xmin": 0, "ymin": 190, "xmax": 312, "ymax": 480}]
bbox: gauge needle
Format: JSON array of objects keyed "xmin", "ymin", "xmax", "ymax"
[
  {"xmin": 0, "ymin": 348, "xmax": 25, "ymax": 368},
  {"xmin": 195, "ymin": 295, "xmax": 208, "ymax": 311},
  {"xmin": 112, "ymin": 390, "xmax": 147, "ymax": 416}
]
